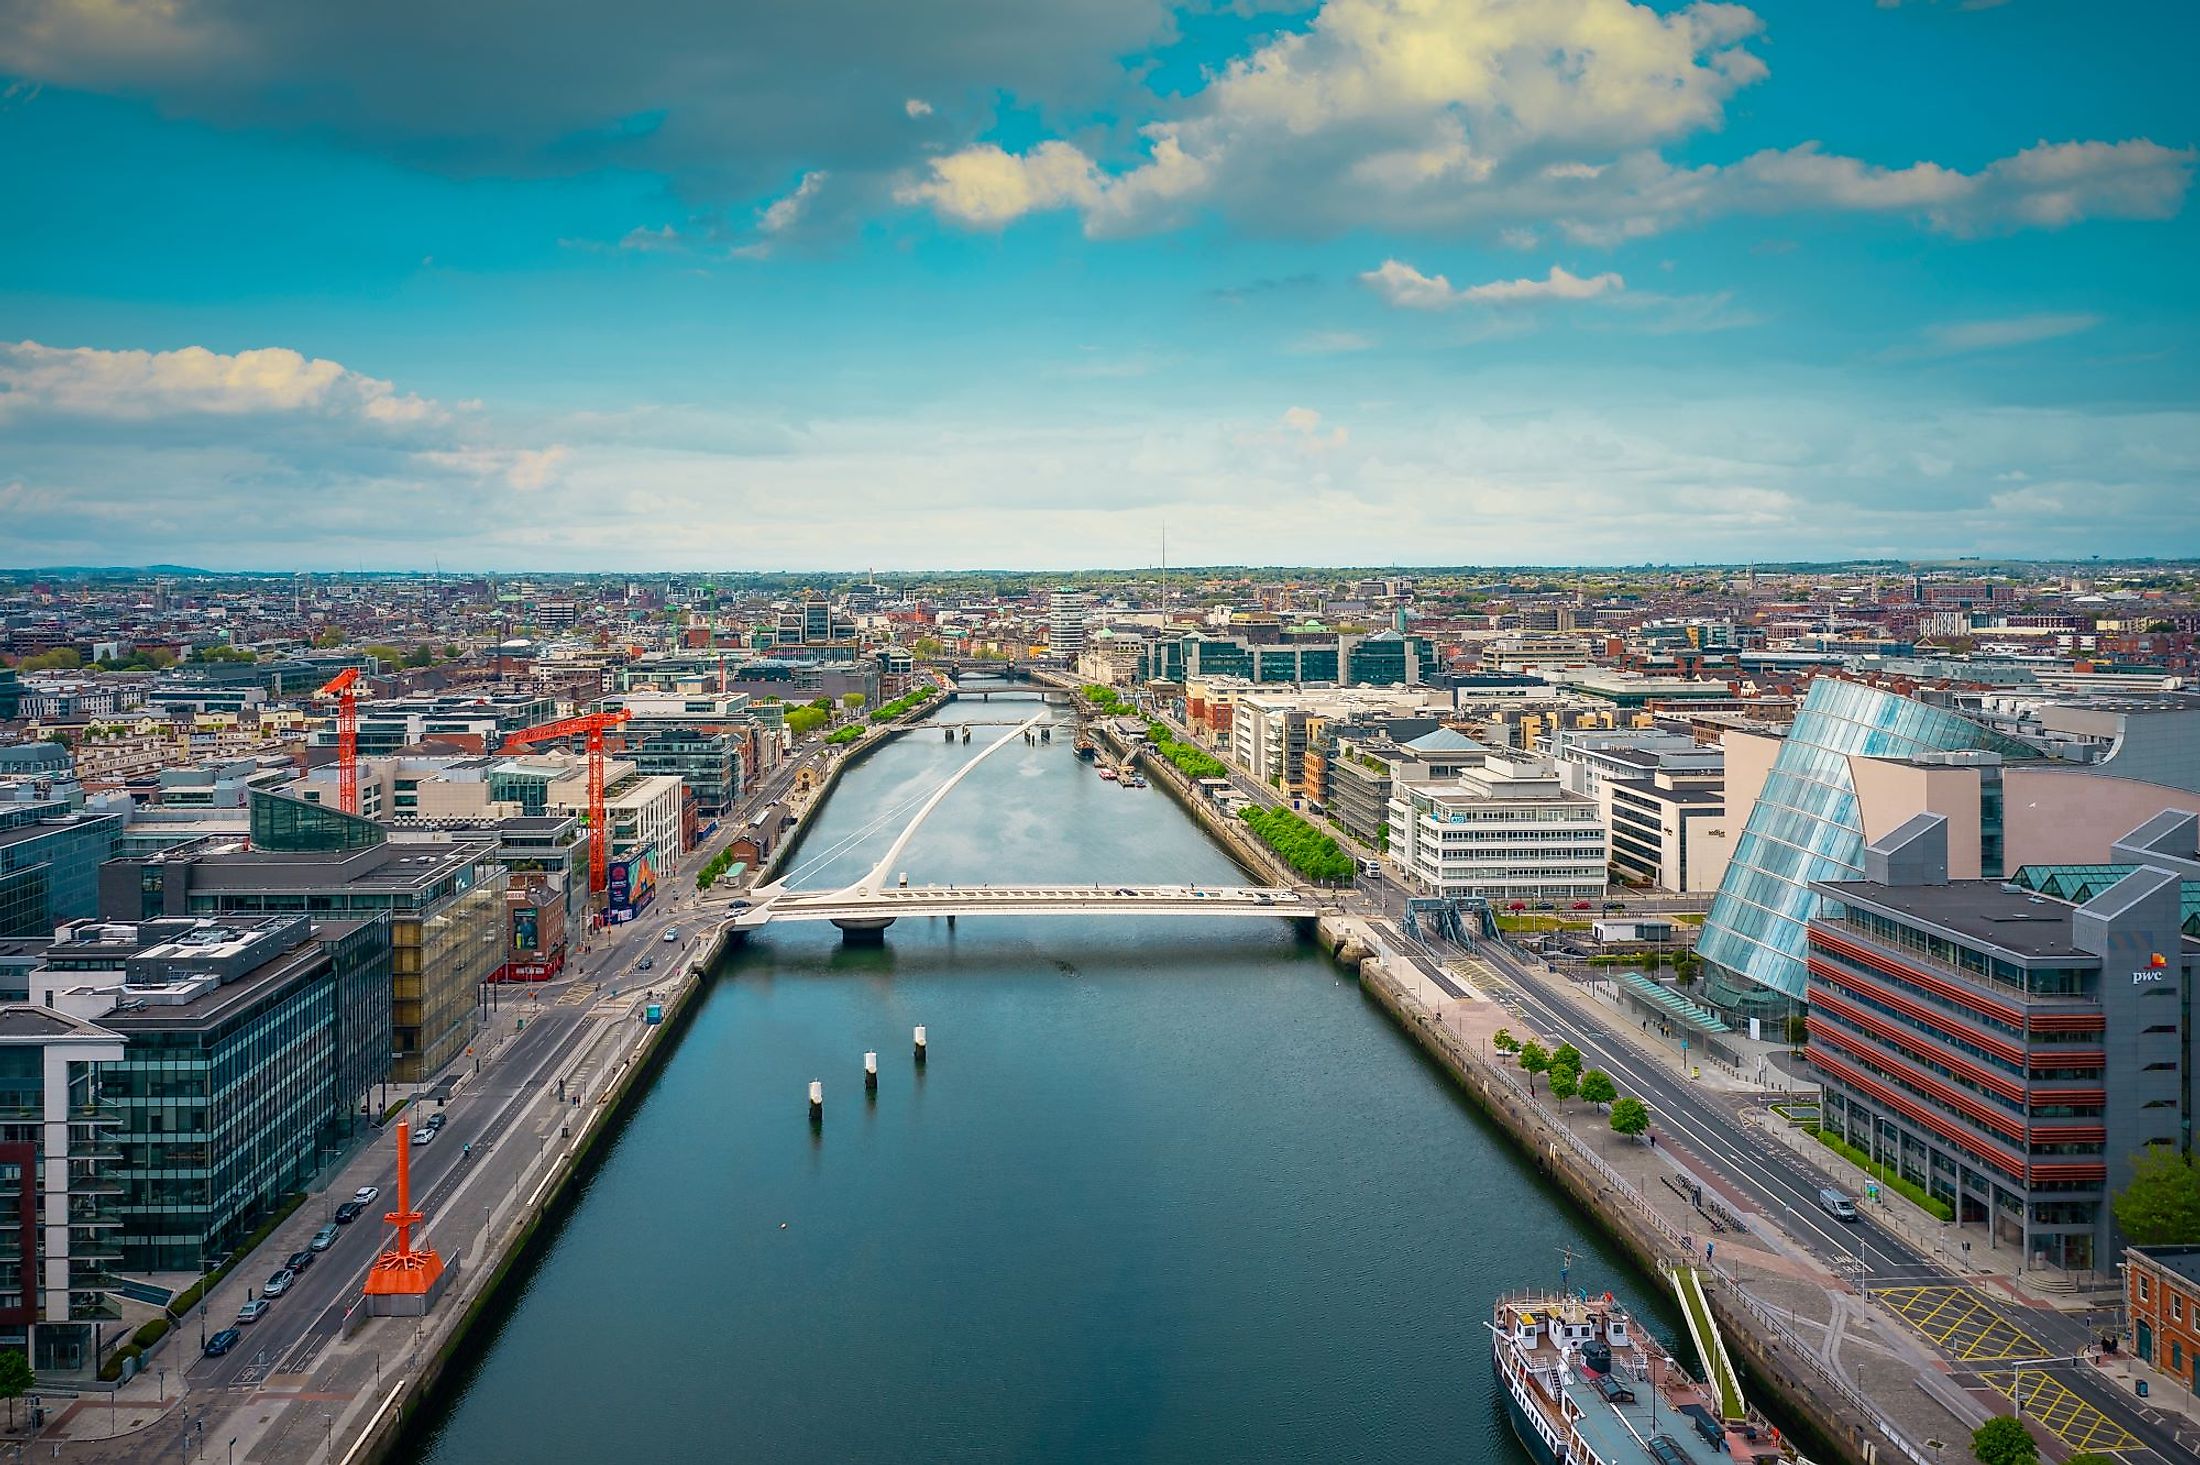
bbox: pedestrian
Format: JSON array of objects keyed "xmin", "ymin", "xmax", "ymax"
[{"xmin": 1705, "ymin": 1242, "xmax": 1714, "ymax": 1264}]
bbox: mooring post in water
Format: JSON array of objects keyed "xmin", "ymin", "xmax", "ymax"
[
  {"xmin": 865, "ymin": 1051, "xmax": 879, "ymax": 1095},
  {"xmin": 914, "ymin": 1025, "xmax": 928, "ymax": 1066},
  {"xmin": 809, "ymin": 1079, "xmax": 824, "ymax": 1124}
]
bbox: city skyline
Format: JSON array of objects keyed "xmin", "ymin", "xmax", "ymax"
[{"xmin": 4, "ymin": 0, "xmax": 2197, "ymax": 570}]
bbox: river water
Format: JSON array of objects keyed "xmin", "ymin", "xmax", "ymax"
[{"xmin": 401, "ymin": 689, "xmax": 1671, "ymax": 1464}]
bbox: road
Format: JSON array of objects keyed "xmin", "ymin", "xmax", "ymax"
[{"xmin": 180, "ymin": 741, "xmax": 828, "ymax": 1395}]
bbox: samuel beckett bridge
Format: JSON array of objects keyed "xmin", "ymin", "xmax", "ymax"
[{"xmin": 728, "ymin": 711, "xmax": 1318, "ymax": 938}]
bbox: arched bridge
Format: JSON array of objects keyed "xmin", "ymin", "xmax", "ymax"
[{"xmin": 727, "ymin": 711, "xmax": 1319, "ymax": 938}]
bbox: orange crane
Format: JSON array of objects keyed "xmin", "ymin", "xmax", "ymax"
[
  {"xmin": 316, "ymin": 667, "xmax": 364, "ymax": 815},
  {"xmin": 501, "ymin": 709, "xmax": 632, "ymax": 897}
]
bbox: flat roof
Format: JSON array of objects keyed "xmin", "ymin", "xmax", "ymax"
[
  {"xmin": 2134, "ymin": 1245, "xmax": 2200, "ymax": 1288},
  {"xmin": 93, "ymin": 919, "xmax": 373, "ymax": 1032},
  {"xmin": 1815, "ymin": 878, "xmax": 2094, "ymax": 962}
]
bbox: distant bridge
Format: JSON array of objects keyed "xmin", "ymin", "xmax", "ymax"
[{"xmin": 727, "ymin": 710, "xmax": 1319, "ymax": 938}]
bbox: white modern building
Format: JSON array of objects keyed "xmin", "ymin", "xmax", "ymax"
[
  {"xmin": 1387, "ymin": 753, "xmax": 1606, "ymax": 904},
  {"xmin": 1048, "ymin": 589, "xmax": 1089, "ymax": 660}
]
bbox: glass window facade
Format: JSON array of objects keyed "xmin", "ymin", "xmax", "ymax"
[
  {"xmin": 0, "ymin": 809, "xmax": 124, "ymax": 937},
  {"xmin": 1697, "ymin": 679, "xmax": 2037, "ymax": 1015},
  {"xmin": 250, "ymin": 791, "xmax": 383, "ymax": 852}
]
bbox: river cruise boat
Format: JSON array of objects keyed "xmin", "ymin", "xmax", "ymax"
[
  {"xmin": 1492, "ymin": 1291, "xmax": 1795, "ymax": 1465},
  {"xmin": 1098, "ymin": 766, "xmax": 1118, "ymax": 781}
]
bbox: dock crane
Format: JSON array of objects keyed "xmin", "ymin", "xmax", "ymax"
[
  {"xmin": 316, "ymin": 667, "xmax": 363, "ymax": 815},
  {"xmin": 500, "ymin": 709, "xmax": 632, "ymax": 897}
]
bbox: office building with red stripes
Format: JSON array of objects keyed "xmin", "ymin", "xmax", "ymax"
[{"xmin": 1806, "ymin": 809, "xmax": 2199, "ymax": 1274}]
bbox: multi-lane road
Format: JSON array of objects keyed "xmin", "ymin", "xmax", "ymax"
[{"xmin": 182, "ymin": 743, "xmax": 826, "ymax": 1396}]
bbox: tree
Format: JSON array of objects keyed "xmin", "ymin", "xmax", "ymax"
[
  {"xmin": 1609, "ymin": 1097, "xmax": 1651, "ymax": 1141},
  {"xmin": 1970, "ymin": 1415, "xmax": 2038, "ymax": 1465},
  {"xmin": 1579, "ymin": 1069, "xmax": 1618, "ymax": 1107},
  {"xmin": 1491, "ymin": 1028, "xmax": 1520, "ymax": 1056},
  {"xmin": 1518, "ymin": 1042, "xmax": 1551, "ymax": 1092},
  {"xmin": 15, "ymin": 648, "xmax": 81, "ymax": 672},
  {"xmin": 313, "ymin": 627, "xmax": 343, "ymax": 649},
  {"xmin": 1548, "ymin": 1064, "xmax": 1580, "ymax": 1106},
  {"xmin": 911, "ymin": 635, "xmax": 944, "ymax": 657},
  {"xmin": 1671, "ymin": 948, "xmax": 1698, "ymax": 985},
  {"xmin": 785, "ymin": 706, "xmax": 830, "ymax": 738},
  {"xmin": 1552, "ymin": 1043, "xmax": 1582, "ymax": 1072},
  {"xmin": 2113, "ymin": 1148, "xmax": 2200, "ymax": 1245},
  {"xmin": 0, "ymin": 1348, "xmax": 31, "ymax": 1428}
]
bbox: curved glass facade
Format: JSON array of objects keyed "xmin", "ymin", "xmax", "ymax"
[{"xmin": 1697, "ymin": 679, "xmax": 2037, "ymax": 1015}]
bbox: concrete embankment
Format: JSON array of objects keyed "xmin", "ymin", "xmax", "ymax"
[{"xmin": 1343, "ymin": 927, "xmax": 1909, "ymax": 1465}]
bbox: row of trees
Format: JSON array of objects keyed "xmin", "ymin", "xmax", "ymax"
[
  {"xmin": 1145, "ymin": 721, "xmax": 1229, "ymax": 780},
  {"xmin": 868, "ymin": 686, "xmax": 938, "ymax": 723},
  {"xmin": 1239, "ymin": 805, "xmax": 1356, "ymax": 883},
  {"xmin": 1492, "ymin": 1030, "xmax": 1649, "ymax": 1138}
]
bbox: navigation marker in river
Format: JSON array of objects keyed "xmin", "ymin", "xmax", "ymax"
[
  {"xmin": 913, "ymin": 1025, "xmax": 928, "ymax": 1066},
  {"xmin": 865, "ymin": 1051, "xmax": 879, "ymax": 1096},
  {"xmin": 809, "ymin": 1079, "xmax": 824, "ymax": 1125}
]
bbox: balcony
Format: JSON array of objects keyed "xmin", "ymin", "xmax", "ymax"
[
  {"xmin": 69, "ymin": 1174, "xmax": 125, "ymax": 1197},
  {"xmin": 69, "ymin": 1103, "xmax": 124, "ymax": 1127},
  {"xmin": 67, "ymin": 1205, "xmax": 123, "ymax": 1230},
  {"xmin": 70, "ymin": 1238, "xmax": 123, "ymax": 1264},
  {"xmin": 68, "ymin": 1292, "xmax": 122, "ymax": 1322}
]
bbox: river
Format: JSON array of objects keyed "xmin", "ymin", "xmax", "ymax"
[{"xmin": 399, "ymin": 687, "xmax": 1672, "ymax": 1464}]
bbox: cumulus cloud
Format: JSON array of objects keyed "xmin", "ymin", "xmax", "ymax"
[
  {"xmin": 899, "ymin": 0, "xmax": 2192, "ymax": 244},
  {"xmin": 0, "ymin": 340, "xmax": 441, "ymax": 424},
  {"xmin": 904, "ymin": 98, "xmax": 933, "ymax": 118},
  {"xmin": 1361, "ymin": 260, "xmax": 1624, "ymax": 308}
]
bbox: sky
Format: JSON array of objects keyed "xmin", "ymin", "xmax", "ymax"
[{"xmin": 1, "ymin": 0, "xmax": 2195, "ymax": 572}]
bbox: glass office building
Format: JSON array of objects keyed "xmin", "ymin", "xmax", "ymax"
[
  {"xmin": 1697, "ymin": 678, "xmax": 2037, "ymax": 1019},
  {"xmin": 0, "ymin": 805, "xmax": 124, "ymax": 938}
]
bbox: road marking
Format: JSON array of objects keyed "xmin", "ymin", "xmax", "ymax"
[
  {"xmin": 1879, "ymin": 1285, "xmax": 2044, "ymax": 1362},
  {"xmin": 1979, "ymin": 1367, "xmax": 2142, "ymax": 1454}
]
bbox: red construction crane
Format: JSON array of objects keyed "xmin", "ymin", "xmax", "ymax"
[
  {"xmin": 316, "ymin": 667, "xmax": 363, "ymax": 815},
  {"xmin": 501, "ymin": 709, "xmax": 632, "ymax": 897}
]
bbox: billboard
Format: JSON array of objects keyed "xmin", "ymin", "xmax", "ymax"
[{"xmin": 605, "ymin": 845, "xmax": 660, "ymax": 921}]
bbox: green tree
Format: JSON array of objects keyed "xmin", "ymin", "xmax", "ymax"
[
  {"xmin": 1548, "ymin": 1064, "xmax": 1580, "ymax": 1106},
  {"xmin": 911, "ymin": 635, "xmax": 944, "ymax": 657},
  {"xmin": 1551, "ymin": 1043, "xmax": 1582, "ymax": 1071},
  {"xmin": 1491, "ymin": 1028, "xmax": 1520, "ymax": 1055},
  {"xmin": 1671, "ymin": 948, "xmax": 1698, "ymax": 984},
  {"xmin": 1969, "ymin": 1415, "xmax": 2038, "ymax": 1465},
  {"xmin": 841, "ymin": 692, "xmax": 867, "ymax": 710},
  {"xmin": 1518, "ymin": 1042, "xmax": 1551, "ymax": 1092},
  {"xmin": 785, "ymin": 706, "xmax": 830, "ymax": 738},
  {"xmin": 404, "ymin": 644, "xmax": 435, "ymax": 667},
  {"xmin": 0, "ymin": 1348, "xmax": 32, "ymax": 1428},
  {"xmin": 313, "ymin": 627, "xmax": 343, "ymax": 649},
  {"xmin": 1579, "ymin": 1069, "xmax": 1618, "ymax": 1107},
  {"xmin": 1609, "ymin": 1097, "xmax": 1651, "ymax": 1141},
  {"xmin": 441, "ymin": 644, "xmax": 462, "ymax": 660},
  {"xmin": 363, "ymin": 644, "xmax": 407, "ymax": 668},
  {"xmin": 2113, "ymin": 1148, "xmax": 2200, "ymax": 1245},
  {"xmin": 15, "ymin": 648, "xmax": 81, "ymax": 672}
]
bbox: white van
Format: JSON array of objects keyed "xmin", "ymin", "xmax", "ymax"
[{"xmin": 1818, "ymin": 1187, "xmax": 1858, "ymax": 1222}]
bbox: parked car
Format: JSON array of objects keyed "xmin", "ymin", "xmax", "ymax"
[
  {"xmin": 309, "ymin": 1223, "xmax": 341, "ymax": 1251},
  {"xmin": 236, "ymin": 1299, "xmax": 272, "ymax": 1325},
  {"xmin": 333, "ymin": 1201, "xmax": 367, "ymax": 1225},
  {"xmin": 285, "ymin": 1250, "xmax": 315, "ymax": 1274},
  {"xmin": 262, "ymin": 1269, "xmax": 296, "ymax": 1299},
  {"xmin": 204, "ymin": 1327, "xmax": 243, "ymax": 1356},
  {"xmin": 413, "ymin": 1125, "xmax": 438, "ymax": 1147},
  {"xmin": 1570, "ymin": 900, "xmax": 1593, "ymax": 910},
  {"xmin": 352, "ymin": 1186, "xmax": 380, "ymax": 1205}
]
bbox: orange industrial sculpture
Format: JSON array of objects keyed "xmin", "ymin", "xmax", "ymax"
[
  {"xmin": 500, "ymin": 709, "xmax": 632, "ymax": 896},
  {"xmin": 362, "ymin": 1121, "xmax": 445, "ymax": 1298},
  {"xmin": 316, "ymin": 667, "xmax": 363, "ymax": 815}
]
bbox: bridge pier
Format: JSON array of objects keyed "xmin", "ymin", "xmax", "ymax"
[{"xmin": 831, "ymin": 916, "xmax": 895, "ymax": 943}]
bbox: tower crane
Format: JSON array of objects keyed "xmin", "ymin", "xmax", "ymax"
[
  {"xmin": 316, "ymin": 667, "xmax": 363, "ymax": 815},
  {"xmin": 501, "ymin": 709, "xmax": 633, "ymax": 897}
]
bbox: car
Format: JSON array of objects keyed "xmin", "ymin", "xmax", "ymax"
[
  {"xmin": 236, "ymin": 1299, "xmax": 272, "ymax": 1325},
  {"xmin": 285, "ymin": 1250, "xmax": 315, "ymax": 1274},
  {"xmin": 635, "ymin": 957, "xmax": 654, "ymax": 972},
  {"xmin": 663, "ymin": 928, "xmax": 680, "ymax": 943},
  {"xmin": 1570, "ymin": 900, "xmax": 1593, "ymax": 910},
  {"xmin": 413, "ymin": 1125, "xmax": 438, "ymax": 1147},
  {"xmin": 422, "ymin": 1111, "xmax": 446, "ymax": 1131},
  {"xmin": 333, "ymin": 1201, "xmax": 367, "ymax": 1225},
  {"xmin": 309, "ymin": 1223, "xmax": 341, "ymax": 1252},
  {"xmin": 262, "ymin": 1269, "xmax": 296, "ymax": 1299},
  {"xmin": 204, "ymin": 1327, "xmax": 243, "ymax": 1356},
  {"xmin": 352, "ymin": 1186, "xmax": 380, "ymax": 1205}
]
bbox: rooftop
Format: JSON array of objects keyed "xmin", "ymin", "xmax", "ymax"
[
  {"xmin": 1814, "ymin": 877, "xmax": 2097, "ymax": 962},
  {"xmin": 2133, "ymin": 1245, "xmax": 2200, "ymax": 1289}
]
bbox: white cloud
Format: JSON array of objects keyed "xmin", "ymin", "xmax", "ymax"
[
  {"xmin": 618, "ymin": 224, "xmax": 682, "ymax": 252},
  {"xmin": 898, "ymin": 0, "xmax": 2192, "ymax": 244},
  {"xmin": 759, "ymin": 171, "xmax": 829, "ymax": 235},
  {"xmin": 0, "ymin": 340, "xmax": 440, "ymax": 424},
  {"xmin": 1361, "ymin": 260, "xmax": 1624, "ymax": 308},
  {"xmin": 1923, "ymin": 313, "xmax": 2102, "ymax": 354},
  {"xmin": 905, "ymin": 98, "xmax": 933, "ymax": 118}
]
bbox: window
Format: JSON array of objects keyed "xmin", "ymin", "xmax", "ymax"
[
  {"xmin": 2176, "ymin": 1295, "xmax": 2186, "ymax": 1323},
  {"xmin": 2139, "ymin": 1274, "xmax": 2150, "ymax": 1302}
]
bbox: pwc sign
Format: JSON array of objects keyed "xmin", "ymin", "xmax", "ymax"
[{"xmin": 2133, "ymin": 952, "xmax": 2170, "ymax": 986}]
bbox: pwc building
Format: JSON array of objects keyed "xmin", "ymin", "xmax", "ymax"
[{"xmin": 1805, "ymin": 810, "xmax": 2200, "ymax": 1273}]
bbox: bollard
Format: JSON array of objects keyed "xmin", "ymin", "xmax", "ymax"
[
  {"xmin": 913, "ymin": 1025, "xmax": 928, "ymax": 1066},
  {"xmin": 808, "ymin": 1079, "xmax": 824, "ymax": 1124},
  {"xmin": 865, "ymin": 1051, "xmax": 879, "ymax": 1095}
]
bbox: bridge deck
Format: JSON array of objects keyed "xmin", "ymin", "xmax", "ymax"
[{"xmin": 729, "ymin": 883, "xmax": 1319, "ymax": 928}]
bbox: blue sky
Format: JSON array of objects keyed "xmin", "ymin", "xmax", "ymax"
[{"xmin": 1, "ymin": 0, "xmax": 2194, "ymax": 571}]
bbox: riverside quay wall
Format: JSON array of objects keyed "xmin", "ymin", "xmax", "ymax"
[{"xmin": 1341, "ymin": 930, "xmax": 1913, "ymax": 1465}]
